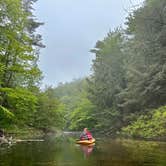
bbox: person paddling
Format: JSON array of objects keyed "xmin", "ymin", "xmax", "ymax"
[{"xmin": 80, "ymin": 128, "xmax": 93, "ymax": 140}]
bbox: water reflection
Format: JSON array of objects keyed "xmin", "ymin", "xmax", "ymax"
[
  {"xmin": 79, "ymin": 143, "xmax": 95, "ymax": 158},
  {"xmin": 0, "ymin": 136, "xmax": 166, "ymax": 166}
]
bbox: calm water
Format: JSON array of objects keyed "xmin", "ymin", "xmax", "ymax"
[{"xmin": 0, "ymin": 134, "xmax": 166, "ymax": 166}]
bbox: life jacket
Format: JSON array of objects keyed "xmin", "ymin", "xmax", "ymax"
[
  {"xmin": 80, "ymin": 131, "xmax": 93, "ymax": 140},
  {"xmin": 86, "ymin": 131, "xmax": 93, "ymax": 140}
]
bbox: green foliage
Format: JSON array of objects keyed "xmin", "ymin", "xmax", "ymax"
[
  {"xmin": 0, "ymin": 0, "xmax": 47, "ymax": 133},
  {"xmin": 89, "ymin": 30, "xmax": 126, "ymax": 108},
  {"xmin": 0, "ymin": 0, "xmax": 67, "ymax": 134},
  {"xmin": 0, "ymin": 105, "xmax": 15, "ymax": 127},
  {"xmin": 0, "ymin": 87, "xmax": 37, "ymax": 125},
  {"xmin": 33, "ymin": 87, "xmax": 65, "ymax": 131},
  {"xmin": 121, "ymin": 0, "xmax": 166, "ymax": 111},
  {"xmin": 69, "ymin": 94, "xmax": 97, "ymax": 131},
  {"xmin": 54, "ymin": 79, "xmax": 96, "ymax": 130},
  {"xmin": 88, "ymin": 29, "xmax": 127, "ymax": 133},
  {"xmin": 0, "ymin": 0, "xmax": 43, "ymax": 89},
  {"xmin": 122, "ymin": 106, "xmax": 166, "ymax": 138}
]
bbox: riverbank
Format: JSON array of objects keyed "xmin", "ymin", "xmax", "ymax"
[
  {"xmin": 0, "ymin": 127, "xmax": 43, "ymax": 146},
  {"xmin": 117, "ymin": 134, "xmax": 166, "ymax": 142},
  {"xmin": 2, "ymin": 125, "xmax": 166, "ymax": 145},
  {"xmin": 4, "ymin": 127, "xmax": 44, "ymax": 140},
  {"xmin": 0, "ymin": 126, "xmax": 63, "ymax": 146},
  {"xmin": 3, "ymin": 126, "xmax": 65, "ymax": 141}
]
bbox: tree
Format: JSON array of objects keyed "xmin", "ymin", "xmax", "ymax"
[
  {"xmin": 69, "ymin": 92, "xmax": 97, "ymax": 131},
  {"xmin": 119, "ymin": 0, "xmax": 166, "ymax": 114},
  {"xmin": 88, "ymin": 29, "xmax": 127, "ymax": 133},
  {"xmin": 0, "ymin": 0, "xmax": 44, "ymax": 129},
  {"xmin": 33, "ymin": 87, "xmax": 65, "ymax": 132}
]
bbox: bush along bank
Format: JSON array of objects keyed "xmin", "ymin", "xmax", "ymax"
[{"xmin": 121, "ymin": 106, "xmax": 166, "ymax": 141}]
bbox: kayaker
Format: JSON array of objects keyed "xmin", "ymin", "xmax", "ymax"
[{"xmin": 80, "ymin": 128, "xmax": 93, "ymax": 140}]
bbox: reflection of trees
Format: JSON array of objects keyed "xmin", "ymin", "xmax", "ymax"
[
  {"xmin": 0, "ymin": 137, "xmax": 166, "ymax": 166},
  {"xmin": 94, "ymin": 139, "xmax": 166, "ymax": 166},
  {"xmin": 119, "ymin": 139, "xmax": 166, "ymax": 166}
]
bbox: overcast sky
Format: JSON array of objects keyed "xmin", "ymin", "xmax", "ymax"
[{"xmin": 34, "ymin": 0, "xmax": 144, "ymax": 87}]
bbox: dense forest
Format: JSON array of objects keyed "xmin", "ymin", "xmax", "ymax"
[{"xmin": 0, "ymin": 0, "xmax": 166, "ymax": 140}]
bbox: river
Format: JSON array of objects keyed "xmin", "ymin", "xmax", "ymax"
[{"xmin": 0, "ymin": 134, "xmax": 166, "ymax": 166}]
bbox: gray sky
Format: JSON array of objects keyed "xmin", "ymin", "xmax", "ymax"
[{"xmin": 34, "ymin": 0, "xmax": 144, "ymax": 87}]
